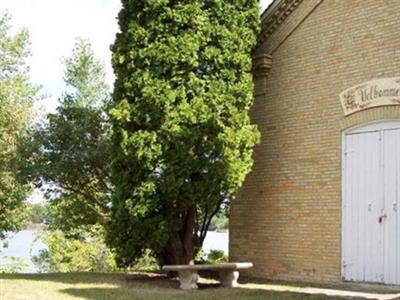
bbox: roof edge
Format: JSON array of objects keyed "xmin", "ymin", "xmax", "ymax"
[
  {"xmin": 260, "ymin": 0, "xmax": 282, "ymax": 22},
  {"xmin": 257, "ymin": 0, "xmax": 304, "ymax": 48}
]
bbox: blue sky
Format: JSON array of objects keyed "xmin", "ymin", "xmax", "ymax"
[{"xmin": 0, "ymin": 0, "xmax": 273, "ymax": 202}]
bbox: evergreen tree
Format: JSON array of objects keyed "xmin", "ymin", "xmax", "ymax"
[{"xmin": 108, "ymin": 0, "xmax": 260, "ymax": 266}]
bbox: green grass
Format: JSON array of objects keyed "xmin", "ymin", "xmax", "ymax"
[{"xmin": 0, "ymin": 273, "xmax": 346, "ymax": 300}]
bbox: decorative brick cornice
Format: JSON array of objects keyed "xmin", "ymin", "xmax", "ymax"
[
  {"xmin": 252, "ymin": 54, "xmax": 273, "ymax": 78},
  {"xmin": 258, "ymin": 0, "xmax": 303, "ymax": 47}
]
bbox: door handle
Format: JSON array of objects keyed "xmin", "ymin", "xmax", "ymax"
[{"xmin": 379, "ymin": 213, "xmax": 387, "ymax": 223}]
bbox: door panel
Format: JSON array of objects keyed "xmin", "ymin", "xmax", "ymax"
[
  {"xmin": 343, "ymin": 131, "xmax": 383, "ymax": 282},
  {"xmin": 383, "ymin": 129, "xmax": 400, "ymax": 284}
]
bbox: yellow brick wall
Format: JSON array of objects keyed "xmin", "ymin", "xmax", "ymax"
[{"xmin": 230, "ymin": 0, "xmax": 400, "ymax": 284}]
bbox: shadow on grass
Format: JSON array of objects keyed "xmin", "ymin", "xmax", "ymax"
[
  {"xmin": 0, "ymin": 272, "xmax": 128, "ymax": 284},
  {"xmin": 1, "ymin": 272, "xmax": 217, "ymax": 287},
  {"xmin": 0, "ymin": 273, "xmax": 356, "ymax": 300},
  {"xmin": 60, "ymin": 287, "xmax": 345, "ymax": 300}
]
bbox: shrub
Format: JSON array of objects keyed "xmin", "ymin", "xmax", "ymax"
[
  {"xmin": 206, "ymin": 250, "xmax": 228, "ymax": 264},
  {"xmin": 32, "ymin": 230, "xmax": 117, "ymax": 273},
  {"xmin": 0, "ymin": 256, "xmax": 29, "ymax": 274},
  {"xmin": 195, "ymin": 249, "xmax": 228, "ymax": 264},
  {"xmin": 129, "ymin": 249, "xmax": 159, "ymax": 272}
]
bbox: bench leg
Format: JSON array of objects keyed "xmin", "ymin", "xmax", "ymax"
[
  {"xmin": 178, "ymin": 271, "xmax": 199, "ymax": 290},
  {"xmin": 219, "ymin": 270, "xmax": 240, "ymax": 287}
]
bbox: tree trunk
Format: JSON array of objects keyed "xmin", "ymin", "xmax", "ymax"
[{"xmin": 161, "ymin": 205, "xmax": 196, "ymax": 266}]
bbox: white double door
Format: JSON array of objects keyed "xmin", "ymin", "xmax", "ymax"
[{"xmin": 342, "ymin": 122, "xmax": 400, "ymax": 285}]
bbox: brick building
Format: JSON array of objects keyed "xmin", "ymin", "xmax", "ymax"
[{"xmin": 230, "ymin": 0, "xmax": 400, "ymax": 285}]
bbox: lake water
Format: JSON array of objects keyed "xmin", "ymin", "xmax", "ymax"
[
  {"xmin": 0, "ymin": 230, "xmax": 228, "ymax": 273},
  {"xmin": 202, "ymin": 231, "xmax": 229, "ymax": 255},
  {"xmin": 0, "ymin": 230, "xmax": 47, "ymax": 273}
]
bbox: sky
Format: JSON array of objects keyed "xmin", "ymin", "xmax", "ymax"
[
  {"xmin": 0, "ymin": 0, "xmax": 121, "ymax": 114},
  {"xmin": 0, "ymin": 0, "xmax": 273, "ymax": 202}
]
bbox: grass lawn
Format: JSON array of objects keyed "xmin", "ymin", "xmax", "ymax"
[{"xmin": 0, "ymin": 272, "xmax": 349, "ymax": 300}]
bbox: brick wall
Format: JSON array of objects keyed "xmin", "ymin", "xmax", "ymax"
[{"xmin": 230, "ymin": 0, "xmax": 400, "ymax": 283}]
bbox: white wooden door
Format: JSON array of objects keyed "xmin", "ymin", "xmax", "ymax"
[
  {"xmin": 383, "ymin": 128, "xmax": 400, "ymax": 285},
  {"xmin": 342, "ymin": 122, "xmax": 400, "ymax": 285}
]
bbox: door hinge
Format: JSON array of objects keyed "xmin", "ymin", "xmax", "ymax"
[
  {"xmin": 342, "ymin": 261, "xmax": 352, "ymax": 267},
  {"xmin": 344, "ymin": 150, "xmax": 354, "ymax": 156}
]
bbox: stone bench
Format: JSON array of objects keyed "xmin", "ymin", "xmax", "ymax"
[{"xmin": 162, "ymin": 262, "xmax": 253, "ymax": 290}]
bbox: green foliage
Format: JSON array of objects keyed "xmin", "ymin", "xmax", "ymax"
[
  {"xmin": 0, "ymin": 256, "xmax": 29, "ymax": 274},
  {"xmin": 195, "ymin": 248, "xmax": 227, "ymax": 264},
  {"xmin": 195, "ymin": 248, "xmax": 206, "ymax": 262},
  {"xmin": 16, "ymin": 38, "xmax": 116, "ymax": 274},
  {"xmin": 32, "ymin": 229, "xmax": 117, "ymax": 273},
  {"xmin": 26, "ymin": 202, "xmax": 48, "ymax": 224},
  {"xmin": 129, "ymin": 249, "xmax": 159, "ymax": 272},
  {"xmin": 108, "ymin": 0, "xmax": 260, "ymax": 266},
  {"xmin": 205, "ymin": 249, "xmax": 228, "ymax": 264},
  {"xmin": 208, "ymin": 214, "xmax": 229, "ymax": 231},
  {"xmin": 0, "ymin": 12, "xmax": 38, "ymax": 237},
  {"xmin": 17, "ymin": 39, "xmax": 112, "ymax": 233},
  {"xmin": 209, "ymin": 207, "xmax": 229, "ymax": 231},
  {"xmin": 62, "ymin": 40, "xmax": 109, "ymax": 107}
]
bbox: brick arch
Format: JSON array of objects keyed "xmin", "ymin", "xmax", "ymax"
[{"xmin": 339, "ymin": 106, "xmax": 400, "ymax": 131}]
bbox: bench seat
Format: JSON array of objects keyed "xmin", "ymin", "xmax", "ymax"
[{"xmin": 162, "ymin": 262, "xmax": 253, "ymax": 290}]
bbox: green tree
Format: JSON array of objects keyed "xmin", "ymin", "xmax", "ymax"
[
  {"xmin": 0, "ymin": 12, "xmax": 37, "ymax": 237},
  {"xmin": 18, "ymin": 39, "xmax": 112, "ymax": 234},
  {"xmin": 26, "ymin": 202, "xmax": 48, "ymax": 224},
  {"xmin": 108, "ymin": 0, "xmax": 260, "ymax": 266}
]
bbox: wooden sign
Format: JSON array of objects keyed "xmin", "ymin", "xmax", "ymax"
[{"xmin": 340, "ymin": 77, "xmax": 400, "ymax": 116}]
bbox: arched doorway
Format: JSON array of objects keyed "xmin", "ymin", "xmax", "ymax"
[{"xmin": 342, "ymin": 121, "xmax": 400, "ymax": 285}]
